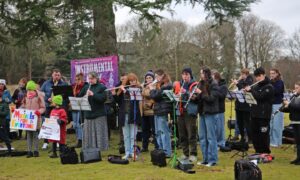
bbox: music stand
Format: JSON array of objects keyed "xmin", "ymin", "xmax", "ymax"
[
  {"xmin": 127, "ymin": 88, "xmax": 143, "ymax": 162},
  {"xmin": 244, "ymin": 92, "xmax": 257, "ymax": 105},
  {"xmin": 68, "ymin": 97, "xmax": 91, "ymax": 111},
  {"xmin": 226, "ymin": 91, "xmax": 238, "ymax": 141},
  {"xmin": 162, "ymin": 90, "xmax": 180, "ymax": 167}
]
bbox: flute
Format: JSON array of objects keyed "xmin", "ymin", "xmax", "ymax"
[{"xmin": 105, "ymin": 84, "xmax": 134, "ymax": 91}]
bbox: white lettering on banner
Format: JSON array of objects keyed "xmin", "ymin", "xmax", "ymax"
[{"xmin": 75, "ymin": 61, "xmax": 113, "ymax": 74}]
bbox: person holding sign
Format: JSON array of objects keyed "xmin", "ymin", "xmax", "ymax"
[
  {"xmin": 244, "ymin": 67, "xmax": 274, "ymax": 154},
  {"xmin": 149, "ymin": 69, "xmax": 173, "ymax": 158},
  {"xmin": 20, "ymin": 81, "xmax": 46, "ymax": 158},
  {"xmin": 48, "ymin": 95, "xmax": 67, "ymax": 158},
  {"xmin": 78, "ymin": 72, "xmax": 109, "ymax": 152},
  {"xmin": 0, "ymin": 93, "xmax": 12, "ymax": 156}
]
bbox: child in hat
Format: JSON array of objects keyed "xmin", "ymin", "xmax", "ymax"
[
  {"xmin": 20, "ymin": 80, "xmax": 46, "ymax": 157},
  {"xmin": 48, "ymin": 95, "xmax": 67, "ymax": 158}
]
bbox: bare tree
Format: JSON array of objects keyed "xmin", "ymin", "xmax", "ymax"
[{"xmin": 288, "ymin": 28, "xmax": 300, "ymax": 60}]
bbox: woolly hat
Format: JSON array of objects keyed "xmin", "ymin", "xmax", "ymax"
[
  {"xmin": 0, "ymin": 79, "xmax": 6, "ymax": 85},
  {"xmin": 144, "ymin": 70, "xmax": 155, "ymax": 80},
  {"xmin": 52, "ymin": 95, "xmax": 63, "ymax": 106},
  {"xmin": 182, "ymin": 67, "xmax": 193, "ymax": 79},
  {"xmin": 26, "ymin": 80, "xmax": 37, "ymax": 91}
]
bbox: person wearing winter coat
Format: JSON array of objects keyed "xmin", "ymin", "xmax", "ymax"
[
  {"xmin": 0, "ymin": 79, "xmax": 12, "ymax": 138},
  {"xmin": 282, "ymin": 81, "xmax": 300, "ymax": 165},
  {"xmin": 48, "ymin": 95, "xmax": 67, "ymax": 158},
  {"xmin": 195, "ymin": 67, "xmax": 220, "ymax": 167},
  {"xmin": 269, "ymin": 68, "xmax": 285, "ymax": 147},
  {"xmin": 0, "ymin": 94, "xmax": 12, "ymax": 156},
  {"xmin": 244, "ymin": 67, "xmax": 274, "ymax": 154},
  {"xmin": 141, "ymin": 70, "xmax": 158, "ymax": 152},
  {"xmin": 12, "ymin": 77, "xmax": 27, "ymax": 139},
  {"xmin": 20, "ymin": 81, "xmax": 46, "ymax": 157},
  {"xmin": 149, "ymin": 69, "xmax": 173, "ymax": 158}
]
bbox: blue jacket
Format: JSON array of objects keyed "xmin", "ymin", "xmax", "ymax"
[
  {"xmin": 2, "ymin": 90, "xmax": 12, "ymax": 120},
  {"xmin": 271, "ymin": 79, "xmax": 284, "ymax": 104},
  {"xmin": 41, "ymin": 79, "xmax": 68, "ymax": 108}
]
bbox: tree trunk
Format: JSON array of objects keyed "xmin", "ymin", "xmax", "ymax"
[{"xmin": 93, "ymin": 1, "xmax": 117, "ymax": 56}]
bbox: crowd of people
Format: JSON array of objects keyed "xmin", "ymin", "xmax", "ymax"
[{"xmin": 0, "ymin": 66, "xmax": 300, "ymax": 167}]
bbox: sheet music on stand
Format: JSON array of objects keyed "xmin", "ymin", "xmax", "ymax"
[
  {"xmin": 283, "ymin": 93, "xmax": 293, "ymax": 100},
  {"xmin": 128, "ymin": 87, "xmax": 143, "ymax": 101},
  {"xmin": 227, "ymin": 90, "xmax": 245, "ymax": 103},
  {"xmin": 244, "ymin": 92, "xmax": 257, "ymax": 105},
  {"xmin": 68, "ymin": 97, "xmax": 91, "ymax": 111},
  {"xmin": 163, "ymin": 90, "xmax": 179, "ymax": 102}
]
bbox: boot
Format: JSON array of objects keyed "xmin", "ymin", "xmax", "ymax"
[
  {"xmin": 290, "ymin": 158, "xmax": 300, "ymax": 164},
  {"xmin": 292, "ymin": 145, "xmax": 300, "ymax": 165},
  {"xmin": 33, "ymin": 151, "xmax": 39, "ymax": 157},
  {"xmin": 49, "ymin": 143, "xmax": 58, "ymax": 158},
  {"xmin": 49, "ymin": 151, "xmax": 58, "ymax": 158},
  {"xmin": 27, "ymin": 151, "xmax": 33, "ymax": 158},
  {"xmin": 75, "ymin": 140, "xmax": 82, "ymax": 148}
]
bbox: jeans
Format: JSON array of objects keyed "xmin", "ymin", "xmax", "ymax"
[
  {"xmin": 154, "ymin": 115, "xmax": 172, "ymax": 157},
  {"xmin": 216, "ymin": 113, "xmax": 226, "ymax": 147},
  {"xmin": 199, "ymin": 114, "xmax": 218, "ymax": 164},
  {"xmin": 72, "ymin": 111, "xmax": 83, "ymax": 140},
  {"xmin": 270, "ymin": 104, "xmax": 284, "ymax": 146},
  {"xmin": 122, "ymin": 114, "xmax": 137, "ymax": 156},
  {"xmin": 142, "ymin": 116, "xmax": 158, "ymax": 150}
]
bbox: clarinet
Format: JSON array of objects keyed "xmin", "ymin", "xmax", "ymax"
[{"xmin": 273, "ymin": 93, "xmax": 297, "ymax": 116}]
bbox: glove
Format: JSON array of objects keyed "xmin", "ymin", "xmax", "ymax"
[
  {"xmin": 35, "ymin": 110, "xmax": 41, "ymax": 117},
  {"xmin": 57, "ymin": 119, "xmax": 63, "ymax": 125}
]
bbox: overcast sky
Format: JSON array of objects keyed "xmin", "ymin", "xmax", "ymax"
[{"xmin": 114, "ymin": 0, "xmax": 300, "ymax": 36}]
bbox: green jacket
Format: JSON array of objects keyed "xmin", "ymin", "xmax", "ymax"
[
  {"xmin": 78, "ymin": 83, "xmax": 107, "ymax": 119},
  {"xmin": 0, "ymin": 101, "xmax": 9, "ymax": 127}
]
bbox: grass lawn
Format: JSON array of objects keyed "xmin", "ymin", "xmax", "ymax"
[{"xmin": 0, "ymin": 102, "xmax": 299, "ymax": 180}]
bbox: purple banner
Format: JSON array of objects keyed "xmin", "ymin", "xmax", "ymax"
[{"xmin": 71, "ymin": 56, "xmax": 119, "ymax": 88}]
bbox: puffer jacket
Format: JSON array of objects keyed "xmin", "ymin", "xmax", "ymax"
[
  {"xmin": 20, "ymin": 91, "xmax": 46, "ymax": 129},
  {"xmin": 150, "ymin": 83, "xmax": 173, "ymax": 116}
]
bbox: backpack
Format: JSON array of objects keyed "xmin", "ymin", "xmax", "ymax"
[
  {"xmin": 234, "ymin": 159, "xmax": 262, "ymax": 180},
  {"xmin": 60, "ymin": 146, "xmax": 79, "ymax": 164}
]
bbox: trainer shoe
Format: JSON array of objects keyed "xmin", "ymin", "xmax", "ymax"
[
  {"xmin": 197, "ymin": 161, "xmax": 208, "ymax": 166},
  {"xmin": 189, "ymin": 155, "xmax": 198, "ymax": 163},
  {"xmin": 42, "ymin": 143, "xmax": 48, "ymax": 150},
  {"xmin": 206, "ymin": 163, "xmax": 217, "ymax": 167}
]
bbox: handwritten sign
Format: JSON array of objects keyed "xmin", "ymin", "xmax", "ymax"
[
  {"xmin": 38, "ymin": 118, "xmax": 60, "ymax": 141},
  {"xmin": 10, "ymin": 109, "xmax": 38, "ymax": 131}
]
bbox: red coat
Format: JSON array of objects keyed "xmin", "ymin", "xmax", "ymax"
[{"xmin": 49, "ymin": 108, "xmax": 67, "ymax": 144}]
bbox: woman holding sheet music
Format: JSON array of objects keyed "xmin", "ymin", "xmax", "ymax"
[
  {"xmin": 78, "ymin": 72, "xmax": 109, "ymax": 151},
  {"xmin": 71, "ymin": 73, "xmax": 86, "ymax": 148},
  {"xmin": 232, "ymin": 68, "xmax": 253, "ymax": 143}
]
